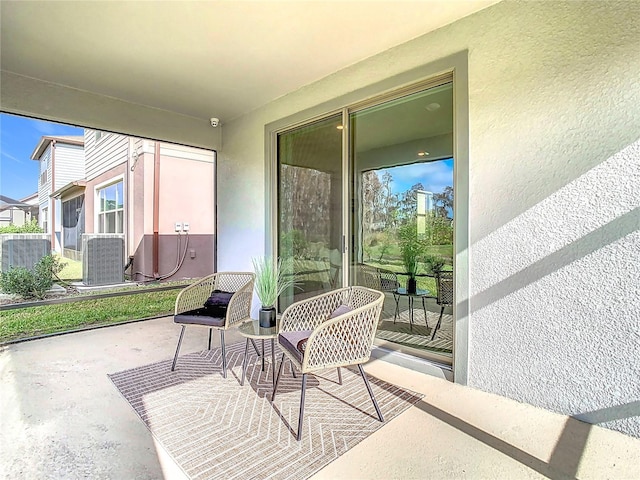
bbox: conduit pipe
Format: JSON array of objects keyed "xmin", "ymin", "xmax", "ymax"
[{"xmin": 152, "ymin": 141, "xmax": 161, "ymax": 278}]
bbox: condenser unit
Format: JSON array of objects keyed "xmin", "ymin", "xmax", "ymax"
[
  {"xmin": 82, "ymin": 234, "xmax": 125, "ymax": 286},
  {"xmin": 0, "ymin": 234, "xmax": 51, "ymax": 272}
]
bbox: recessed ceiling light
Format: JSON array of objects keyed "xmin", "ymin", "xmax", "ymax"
[
  {"xmin": 425, "ymin": 103, "xmax": 441, "ymax": 112},
  {"xmin": 417, "ymin": 151, "xmax": 429, "ymax": 156},
  {"xmin": 336, "ymin": 125, "xmax": 344, "ymax": 130}
]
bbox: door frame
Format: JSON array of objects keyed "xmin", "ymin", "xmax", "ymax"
[{"xmin": 265, "ymin": 51, "xmax": 469, "ymax": 384}]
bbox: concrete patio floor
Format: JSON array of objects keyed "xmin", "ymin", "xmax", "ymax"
[{"xmin": 1, "ymin": 316, "xmax": 638, "ymax": 479}]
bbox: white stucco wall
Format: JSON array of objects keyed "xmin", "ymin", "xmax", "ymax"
[{"xmin": 219, "ymin": 0, "xmax": 640, "ymax": 437}]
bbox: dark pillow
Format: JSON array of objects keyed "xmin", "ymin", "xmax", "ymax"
[
  {"xmin": 204, "ymin": 290, "xmax": 233, "ymax": 317},
  {"xmin": 329, "ymin": 304, "xmax": 352, "ymax": 319}
]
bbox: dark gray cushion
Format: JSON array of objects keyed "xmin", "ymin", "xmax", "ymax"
[
  {"xmin": 174, "ymin": 308, "xmax": 226, "ymax": 327},
  {"xmin": 278, "ymin": 330, "xmax": 313, "ymax": 363},
  {"xmin": 204, "ymin": 290, "xmax": 233, "ymax": 317}
]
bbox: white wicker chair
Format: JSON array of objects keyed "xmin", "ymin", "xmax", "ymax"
[
  {"xmin": 171, "ymin": 272, "xmax": 254, "ymax": 378},
  {"xmin": 272, "ymin": 286, "xmax": 385, "ymax": 441}
]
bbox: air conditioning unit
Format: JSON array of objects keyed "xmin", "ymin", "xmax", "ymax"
[
  {"xmin": 0, "ymin": 234, "xmax": 51, "ymax": 272},
  {"xmin": 82, "ymin": 234, "xmax": 125, "ymax": 286}
]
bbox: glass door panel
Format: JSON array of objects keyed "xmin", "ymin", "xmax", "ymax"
[
  {"xmin": 277, "ymin": 114, "xmax": 343, "ymax": 311},
  {"xmin": 349, "ymin": 83, "xmax": 454, "ymax": 361}
]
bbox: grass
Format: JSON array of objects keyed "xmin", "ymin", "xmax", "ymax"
[
  {"xmin": 0, "ymin": 289, "xmax": 179, "ymax": 343},
  {"xmin": 56, "ymin": 255, "xmax": 83, "ymax": 281}
]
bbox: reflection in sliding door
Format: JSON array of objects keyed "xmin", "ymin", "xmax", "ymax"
[
  {"xmin": 350, "ymin": 82, "xmax": 454, "ymax": 362},
  {"xmin": 277, "ymin": 114, "xmax": 343, "ymax": 311}
]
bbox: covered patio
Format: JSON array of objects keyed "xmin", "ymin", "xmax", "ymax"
[
  {"xmin": 2, "ymin": 0, "xmax": 639, "ymax": 473},
  {"xmin": 1, "ymin": 318, "xmax": 637, "ymax": 479}
]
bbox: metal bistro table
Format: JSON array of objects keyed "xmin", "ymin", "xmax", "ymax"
[
  {"xmin": 393, "ymin": 288, "xmax": 432, "ymax": 331},
  {"xmin": 237, "ymin": 319, "xmax": 279, "ymax": 388}
]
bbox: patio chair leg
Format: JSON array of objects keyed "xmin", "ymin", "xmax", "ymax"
[
  {"xmin": 241, "ymin": 338, "xmax": 250, "ymax": 386},
  {"xmin": 208, "ymin": 328, "xmax": 212, "ymax": 350},
  {"xmin": 291, "ymin": 359, "xmax": 297, "ymax": 378},
  {"xmin": 337, "ymin": 367, "xmax": 342, "ymax": 385},
  {"xmin": 422, "ymin": 298, "xmax": 428, "ymax": 329},
  {"xmin": 171, "ymin": 325, "xmax": 186, "ymax": 371},
  {"xmin": 220, "ymin": 331, "xmax": 227, "ymax": 378},
  {"xmin": 297, "ymin": 373, "xmax": 307, "ymax": 441},
  {"xmin": 431, "ymin": 307, "xmax": 445, "ymax": 341},
  {"xmin": 358, "ymin": 364, "xmax": 384, "ymax": 422},
  {"xmin": 393, "ymin": 294, "xmax": 400, "ymax": 323},
  {"xmin": 272, "ymin": 353, "xmax": 286, "ymax": 401}
]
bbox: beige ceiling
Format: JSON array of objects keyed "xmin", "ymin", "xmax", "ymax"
[{"xmin": 1, "ymin": 1, "xmax": 498, "ymax": 125}]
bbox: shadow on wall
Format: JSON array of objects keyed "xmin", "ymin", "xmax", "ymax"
[
  {"xmin": 130, "ymin": 234, "xmax": 215, "ymax": 282},
  {"xmin": 470, "ymin": 137, "xmax": 640, "ymax": 309},
  {"xmin": 467, "ymin": 137, "xmax": 640, "ymax": 437},
  {"xmin": 467, "ymin": 206, "xmax": 638, "ymax": 313}
]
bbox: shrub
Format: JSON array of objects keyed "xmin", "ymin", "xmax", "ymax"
[
  {"xmin": 0, "ymin": 254, "xmax": 66, "ymax": 300},
  {"xmin": 0, "ymin": 219, "xmax": 44, "ymax": 234}
]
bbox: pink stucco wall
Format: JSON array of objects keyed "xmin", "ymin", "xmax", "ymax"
[{"xmin": 84, "ymin": 142, "xmax": 215, "ymax": 280}]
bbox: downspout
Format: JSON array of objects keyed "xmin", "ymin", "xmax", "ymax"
[
  {"xmin": 152, "ymin": 141, "xmax": 161, "ymax": 279},
  {"xmin": 50, "ymin": 140, "xmax": 56, "ymax": 252}
]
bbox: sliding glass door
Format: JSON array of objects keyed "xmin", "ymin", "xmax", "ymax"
[
  {"xmin": 277, "ymin": 114, "xmax": 343, "ymax": 310},
  {"xmin": 275, "ymin": 78, "xmax": 454, "ymax": 363},
  {"xmin": 349, "ymin": 82, "xmax": 454, "ymax": 361}
]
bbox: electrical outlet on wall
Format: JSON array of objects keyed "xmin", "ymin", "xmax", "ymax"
[
  {"xmin": 183, "ymin": 222, "xmax": 190, "ymax": 232},
  {"xmin": 175, "ymin": 222, "xmax": 182, "ymax": 232}
]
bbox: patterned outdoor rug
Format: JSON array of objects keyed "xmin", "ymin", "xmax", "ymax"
[{"xmin": 109, "ymin": 342, "xmax": 422, "ymax": 480}]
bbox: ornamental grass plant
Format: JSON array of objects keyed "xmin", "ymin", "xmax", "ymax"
[{"xmin": 251, "ymin": 256, "xmax": 297, "ymax": 309}]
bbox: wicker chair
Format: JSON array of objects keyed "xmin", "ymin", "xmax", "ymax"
[
  {"xmin": 171, "ymin": 272, "xmax": 255, "ymax": 378},
  {"xmin": 431, "ymin": 271, "xmax": 453, "ymax": 340},
  {"xmin": 272, "ymin": 286, "xmax": 386, "ymax": 441}
]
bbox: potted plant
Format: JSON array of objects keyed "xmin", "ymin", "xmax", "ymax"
[
  {"xmin": 252, "ymin": 256, "xmax": 297, "ymax": 328},
  {"xmin": 398, "ymin": 221, "xmax": 426, "ymax": 294}
]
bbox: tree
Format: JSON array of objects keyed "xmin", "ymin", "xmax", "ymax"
[
  {"xmin": 397, "ymin": 183, "xmax": 425, "ymax": 225},
  {"xmin": 433, "ymin": 186, "xmax": 453, "ymax": 218}
]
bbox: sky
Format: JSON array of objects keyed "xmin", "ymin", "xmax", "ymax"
[
  {"xmin": 0, "ymin": 113, "xmax": 83, "ymax": 201},
  {"xmin": 379, "ymin": 158, "xmax": 453, "ymax": 196}
]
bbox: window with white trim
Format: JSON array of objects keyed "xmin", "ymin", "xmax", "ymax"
[{"xmin": 97, "ymin": 181, "xmax": 124, "ymax": 233}]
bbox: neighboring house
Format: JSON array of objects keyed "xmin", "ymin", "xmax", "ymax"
[
  {"xmin": 60, "ymin": 129, "xmax": 216, "ymax": 279},
  {"xmin": 0, "ymin": 192, "xmax": 38, "ymax": 227},
  {"xmin": 31, "ymin": 135, "xmax": 85, "ymax": 251},
  {"xmin": 40, "ymin": 130, "xmax": 215, "ymax": 277}
]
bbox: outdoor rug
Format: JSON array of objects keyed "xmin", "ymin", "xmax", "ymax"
[{"xmin": 109, "ymin": 341, "xmax": 422, "ymax": 480}]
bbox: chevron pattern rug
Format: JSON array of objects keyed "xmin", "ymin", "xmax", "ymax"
[{"xmin": 109, "ymin": 342, "xmax": 421, "ymax": 480}]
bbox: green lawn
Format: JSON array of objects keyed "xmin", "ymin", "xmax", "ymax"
[
  {"xmin": 0, "ymin": 290, "xmax": 179, "ymax": 343},
  {"xmin": 56, "ymin": 256, "xmax": 83, "ymax": 282}
]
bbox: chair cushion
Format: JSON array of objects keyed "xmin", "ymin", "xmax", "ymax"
[
  {"xmin": 174, "ymin": 308, "xmax": 226, "ymax": 327},
  {"xmin": 204, "ymin": 290, "xmax": 233, "ymax": 317},
  {"xmin": 279, "ymin": 330, "xmax": 313, "ymax": 363},
  {"xmin": 329, "ymin": 304, "xmax": 353, "ymax": 318}
]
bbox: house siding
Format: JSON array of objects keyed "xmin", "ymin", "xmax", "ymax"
[
  {"xmin": 219, "ymin": 0, "xmax": 640, "ymax": 438},
  {"xmin": 85, "ymin": 130, "xmax": 128, "ymax": 180},
  {"xmin": 54, "ymin": 143, "xmax": 85, "ymax": 189},
  {"xmin": 37, "ymin": 146, "xmax": 52, "ymax": 226}
]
